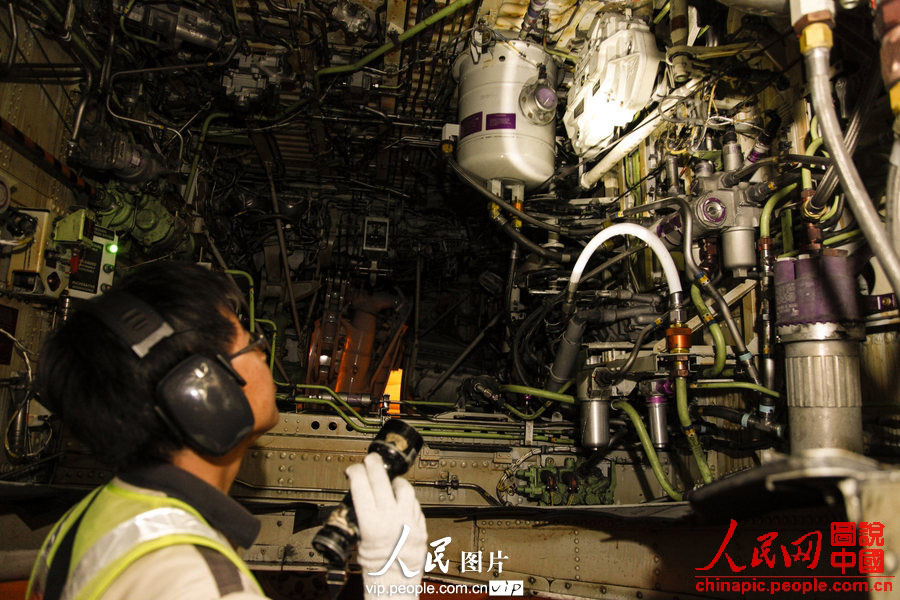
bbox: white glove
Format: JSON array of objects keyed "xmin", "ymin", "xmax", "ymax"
[{"xmin": 347, "ymin": 453, "xmax": 428, "ymax": 600}]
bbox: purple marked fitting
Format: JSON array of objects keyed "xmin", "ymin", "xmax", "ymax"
[
  {"xmin": 659, "ymin": 379, "xmax": 675, "ymax": 395},
  {"xmin": 774, "ymin": 254, "xmax": 861, "ymax": 326},
  {"xmin": 699, "ymin": 196, "xmax": 726, "ymax": 225},
  {"xmin": 646, "ymin": 395, "xmax": 667, "ymax": 405}
]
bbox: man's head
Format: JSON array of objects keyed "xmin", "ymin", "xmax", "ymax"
[{"xmin": 38, "ymin": 262, "xmax": 277, "ymax": 471}]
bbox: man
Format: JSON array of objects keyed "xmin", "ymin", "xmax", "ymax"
[{"xmin": 28, "ymin": 262, "xmax": 426, "ymax": 599}]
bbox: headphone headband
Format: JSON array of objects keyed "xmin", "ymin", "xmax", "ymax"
[{"xmin": 80, "ymin": 292, "xmax": 174, "ymax": 358}]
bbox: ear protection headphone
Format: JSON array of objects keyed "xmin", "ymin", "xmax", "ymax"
[{"xmin": 80, "ymin": 292, "xmax": 254, "ymax": 456}]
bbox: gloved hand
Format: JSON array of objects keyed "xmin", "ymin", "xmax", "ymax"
[{"xmin": 347, "ymin": 453, "xmax": 428, "ymax": 600}]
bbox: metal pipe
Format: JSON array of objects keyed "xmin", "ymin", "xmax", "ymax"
[
  {"xmin": 68, "ymin": 68, "xmax": 93, "ymax": 149},
  {"xmin": 315, "ymin": 0, "xmax": 477, "ymax": 92},
  {"xmin": 264, "ymin": 163, "xmax": 304, "ymax": 354},
  {"xmin": 184, "ymin": 112, "xmax": 229, "ymax": 204},
  {"xmin": 806, "ymin": 43, "xmax": 900, "ymax": 299},
  {"xmin": 422, "ymin": 313, "xmax": 502, "ymax": 399},
  {"xmin": 580, "ymin": 79, "xmax": 703, "ymax": 189},
  {"xmin": 5, "ymin": 3, "xmax": 17, "ymax": 72},
  {"xmin": 0, "ymin": 115, "xmax": 97, "ymax": 200},
  {"xmin": 888, "ymin": 137, "xmax": 900, "ymax": 260}
]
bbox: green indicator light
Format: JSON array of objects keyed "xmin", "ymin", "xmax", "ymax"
[{"xmin": 107, "ymin": 243, "xmax": 119, "ymax": 254}]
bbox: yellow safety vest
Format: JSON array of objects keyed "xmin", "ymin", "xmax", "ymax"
[{"xmin": 26, "ymin": 481, "xmax": 263, "ymax": 600}]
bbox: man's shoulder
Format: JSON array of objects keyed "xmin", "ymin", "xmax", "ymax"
[{"xmin": 100, "ymin": 543, "xmax": 267, "ymax": 600}]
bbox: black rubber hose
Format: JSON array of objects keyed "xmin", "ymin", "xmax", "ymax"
[
  {"xmin": 499, "ymin": 219, "xmax": 569, "ymax": 263},
  {"xmin": 449, "ymin": 157, "xmax": 604, "ymax": 237}
]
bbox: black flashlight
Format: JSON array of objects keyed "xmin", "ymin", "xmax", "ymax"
[{"xmin": 312, "ymin": 419, "xmax": 424, "ymax": 567}]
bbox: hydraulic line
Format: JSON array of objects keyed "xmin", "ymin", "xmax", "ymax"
[
  {"xmin": 264, "ymin": 163, "xmax": 304, "ymax": 354},
  {"xmin": 314, "ymin": 0, "xmax": 478, "ymax": 92},
  {"xmin": 497, "ymin": 217, "xmax": 569, "ymax": 263},
  {"xmin": 690, "ymin": 381, "xmax": 780, "ymax": 398},
  {"xmin": 675, "ymin": 377, "xmax": 712, "ymax": 485},
  {"xmin": 0, "ymin": 116, "xmax": 97, "ymax": 200},
  {"xmin": 450, "ymin": 157, "xmax": 600, "ymax": 237},
  {"xmin": 888, "ymin": 138, "xmax": 900, "ymax": 259},
  {"xmin": 567, "ymin": 223, "xmax": 682, "ymax": 305},
  {"xmin": 690, "ymin": 284, "xmax": 726, "ymax": 377},
  {"xmin": 598, "ymin": 319, "xmax": 662, "ymax": 385},
  {"xmin": 225, "ymin": 269, "xmax": 256, "ymax": 331},
  {"xmin": 580, "ymin": 78, "xmax": 703, "ymax": 189},
  {"xmin": 760, "ymin": 184, "xmax": 798, "ymax": 238},
  {"xmin": 34, "ymin": 0, "xmax": 102, "ymax": 70},
  {"xmin": 422, "ymin": 313, "xmax": 502, "ymax": 399},
  {"xmin": 809, "ymin": 62, "xmax": 882, "ymax": 213},
  {"xmin": 611, "ymin": 400, "xmax": 683, "ymax": 501},
  {"xmin": 805, "ymin": 37, "xmax": 900, "ymax": 298},
  {"xmin": 499, "ymin": 385, "xmax": 576, "ymax": 404},
  {"xmin": 185, "ymin": 112, "xmax": 229, "ymax": 204}
]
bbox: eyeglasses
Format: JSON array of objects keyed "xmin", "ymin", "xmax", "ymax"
[
  {"xmin": 228, "ymin": 329, "xmax": 270, "ymax": 361},
  {"xmin": 217, "ymin": 329, "xmax": 270, "ymax": 388}
]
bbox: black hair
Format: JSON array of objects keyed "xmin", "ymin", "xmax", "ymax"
[{"xmin": 37, "ymin": 262, "xmax": 245, "ymax": 471}]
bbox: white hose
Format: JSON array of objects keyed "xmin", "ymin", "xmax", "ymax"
[
  {"xmin": 567, "ymin": 223, "xmax": 683, "ymax": 299},
  {"xmin": 580, "ymin": 78, "xmax": 704, "ymax": 190}
]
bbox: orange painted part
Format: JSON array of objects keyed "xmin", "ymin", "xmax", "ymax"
[
  {"xmin": 0, "ymin": 580, "xmax": 27, "ymax": 600},
  {"xmin": 368, "ymin": 324, "xmax": 407, "ymax": 399},
  {"xmin": 385, "ymin": 368, "xmax": 403, "ymax": 415},
  {"xmin": 335, "ymin": 312, "xmax": 377, "ymax": 394}
]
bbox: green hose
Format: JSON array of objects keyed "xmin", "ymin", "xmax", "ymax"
[
  {"xmin": 612, "ymin": 400, "xmax": 682, "ymax": 501},
  {"xmin": 801, "ymin": 138, "xmax": 825, "ymax": 191},
  {"xmin": 690, "ymin": 381, "xmax": 781, "ymax": 398},
  {"xmin": 501, "ymin": 380, "xmax": 574, "ymax": 421},
  {"xmin": 283, "ymin": 395, "xmax": 572, "ymax": 442},
  {"xmin": 226, "ymin": 269, "xmax": 255, "ymax": 332},
  {"xmin": 822, "ymin": 229, "xmax": 862, "ymax": 247},
  {"xmin": 499, "ymin": 385, "xmax": 576, "ymax": 404},
  {"xmin": 255, "ymin": 318, "xmax": 278, "ymax": 371},
  {"xmin": 37, "ymin": 0, "xmax": 102, "ymax": 69},
  {"xmin": 675, "ymin": 377, "xmax": 712, "ymax": 485},
  {"xmin": 760, "ymin": 183, "xmax": 798, "ymax": 238},
  {"xmin": 185, "ymin": 112, "xmax": 229, "ymax": 203},
  {"xmin": 314, "ymin": 0, "xmax": 477, "ymax": 92},
  {"xmin": 690, "ymin": 284, "xmax": 726, "ymax": 377}
]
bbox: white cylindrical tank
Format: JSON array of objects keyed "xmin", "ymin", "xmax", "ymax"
[{"xmin": 453, "ymin": 39, "xmax": 557, "ymax": 190}]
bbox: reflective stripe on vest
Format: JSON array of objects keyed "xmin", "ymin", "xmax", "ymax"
[
  {"xmin": 62, "ymin": 507, "xmax": 229, "ymax": 600},
  {"xmin": 28, "ymin": 484, "xmax": 261, "ymax": 600}
]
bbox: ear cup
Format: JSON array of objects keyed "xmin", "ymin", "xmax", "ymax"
[{"xmin": 156, "ymin": 355, "xmax": 254, "ymax": 456}]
